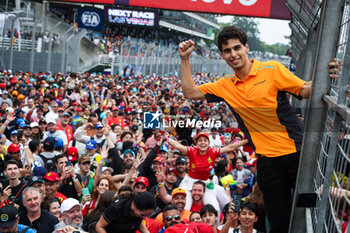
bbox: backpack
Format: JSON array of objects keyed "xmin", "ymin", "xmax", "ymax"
[{"xmin": 37, "ymin": 154, "xmax": 57, "ymax": 172}]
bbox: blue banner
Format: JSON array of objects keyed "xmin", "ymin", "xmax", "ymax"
[{"xmin": 77, "ymin": 8, "xmax": 104, "ymax": 30}]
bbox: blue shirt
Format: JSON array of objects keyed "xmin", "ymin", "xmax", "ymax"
[{"xmin": 2, "ymin": 224, "xmax": 37, "ymax": 233}]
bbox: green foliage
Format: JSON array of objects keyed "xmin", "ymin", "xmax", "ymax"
[{"xmin": 214, "ymin": 17, "xmax": 290, "ymax": 56}]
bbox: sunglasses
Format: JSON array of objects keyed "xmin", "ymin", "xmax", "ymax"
[{"xmin": 165, "ymin": 215, "xmax": 180, "ymax": 221}]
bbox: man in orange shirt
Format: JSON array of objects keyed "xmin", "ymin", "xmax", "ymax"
[
  {"xmin": 178, "ymin": 26, "xmax": 313, "ymax": 233},
  {"xmin": 156, "ymin": 188, "xmax": 191, "ymax": 228}
]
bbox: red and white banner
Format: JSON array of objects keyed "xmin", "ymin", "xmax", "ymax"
[{"xmin": 50, "ymin": 0, "xmax": 290, "ymax": 20}]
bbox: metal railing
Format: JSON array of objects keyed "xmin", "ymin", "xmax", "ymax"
[
  {"xmin": 79, "ymin": 39, "xmax": 292, "ymax": 75},
  {"xmin": 0, "ymin": 37, "xmax": 37, "ymax": 51},
  {"xmin": 288, "ymin": 0, "xmax": 350, "ymax": 232}
]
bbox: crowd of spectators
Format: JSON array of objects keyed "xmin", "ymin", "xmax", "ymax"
[{"xmin": 0, "ymin": 70, "xmax": 266, "ymax": 233}]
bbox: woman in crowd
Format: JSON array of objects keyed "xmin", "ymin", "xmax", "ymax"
[
  {"xmin": 82, "ymin": 176, "xmax": 114, "ymax": 217},
  {"xmin": 42, "ymin": 197, "xmax": 62, "ymax": 221}
]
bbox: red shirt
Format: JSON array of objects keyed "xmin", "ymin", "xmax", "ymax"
[
  {"xmin": 187, "ymin": 147, "xmax": 221, "ymax": 180},
  {"xmin": 136, "ymin": 217, "xmax": 160, "ymax": 233},
  {"xmin": 107, "ymin": 116, "xmax": 125, "ymax": 128},
  {"xmin": 82, "ymin": 199, "xmax": 97, "ymax": 217},
  {"xmin": 55, "ymin": 192, "xmax": 67, "ymax": 203},
  {"xmin": 57, "ymin": 124, "xmax": 74, "ymax": 144},
  {"xmin": 190, "ymin": 202, "xmax": 204, "ymax": 212}
]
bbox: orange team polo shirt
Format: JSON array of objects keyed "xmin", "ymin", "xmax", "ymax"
[
  {"xmin": 155, "ymin": 209, "xmax": 191, "ymax": 228},
  {"xmin": 199, "ymin": 59, "xmax": 306, "ymax": 157}
]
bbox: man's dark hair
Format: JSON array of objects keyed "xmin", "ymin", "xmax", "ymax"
[
  {"xmin": 234, "ymin": 133, "xmax": 243, "ymax": 140},
  {"xmin": 133, "ymin": 191, "xmax": 156, "ymax": 211},
  {"xmin": 29, "ymin": 139, "xmax": 40, "ymax": 153},
  {"xmin": 163, "ymin": 205, "xmax": 180, "ymax": 218},
  {"xmin": 193, "ymin": 180, "xmax": 206, "ymax": 192},
  {"xmin": 118, "ymin": 185, "xmax": 133, "ymax": 196},
  {"xmin": 200, "ymin": 204, "xmax": 218, "ymax": 217},
  {"xmin": 4, "ymin": 159, "xmax": 19, "ymax": 170},
  {"xmin": 217, "ymin": 26, "xmax": 248, "ymax": 53},
  {"xmin": 240, "ymin": 202, "xmax": 258, "ymax": 216},
  {"xmin": 121, "ymin": 132, "xmax": 133, "ymax": 141},
  {"xmin": 55, "ymin": 154, "xmax": 68, "ymax": 164}
]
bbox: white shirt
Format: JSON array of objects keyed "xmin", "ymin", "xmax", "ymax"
[{"xmin": 209, "ymin": 135, "xmax": 222, "ymax": 147}]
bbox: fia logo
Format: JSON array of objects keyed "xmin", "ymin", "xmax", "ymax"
[
  {"xmin": 81, "ymin": 12, "xmax": 100, "ymax": 27},
  {"xmin": 143, "ymin": 112, "xmax": 162, "ymax": 129}
]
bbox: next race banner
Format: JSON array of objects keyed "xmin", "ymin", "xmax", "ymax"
[
  {"xmin": 106, "ymin": 7, "xmax": 159, "ymax": 27},
  {"xmin": 50, "ymin": 0, "xmax": 290, "ymax": 20}
]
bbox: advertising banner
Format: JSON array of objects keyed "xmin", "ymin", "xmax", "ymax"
[
  {"xmin": 105, "ymin": 7, "xmax": 159, "ymax": 27},
  {"xmin": 51, "ymin": 0, "xmax": 290, "ymax": 20}
]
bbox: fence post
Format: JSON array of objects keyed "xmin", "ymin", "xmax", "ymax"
[
  {"xmin": 46, "ymin": 21, "xmax": 61, "ymax": 72},
  {"xmin": 289, "ymin": 0, "xmax": 345, "ymax": 232}
]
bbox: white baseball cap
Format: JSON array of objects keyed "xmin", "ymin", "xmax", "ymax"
[
  {"xmin": 30, "ymin": 122, "xmax": 39, "ymax": 128},
  {"xmin": 60, "ymin": 198, "xmax": 82, "ymax": 213}
]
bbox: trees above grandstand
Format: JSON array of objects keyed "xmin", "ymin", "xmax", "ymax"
[{"xmin": 216, "ymin": 16, "xmax": 290, "ymax": 56}]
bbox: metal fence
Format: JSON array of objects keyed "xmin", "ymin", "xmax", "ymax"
[
  {"xmin": 288, "ymin": 0, "xmax": 350, "ymax": 232},
  {"xmin": 91, "ymin": 39, "xmax": 292, "ymax": 76}
]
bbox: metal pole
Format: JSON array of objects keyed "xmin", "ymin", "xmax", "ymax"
[
  {"xmin": 61, "ymin": 26, "xmax": 74, "ymax": 73},
  {"xmin": 47, "ymin": 22, "xmax": 61, "ymax": 72},
  {"xmin": 64, "ymin": 34, "xmax": 74, "ymax": 73},
  {"xmin": 42, "ymin": 1, "xmax": 47, "ymax": 33},
  {"xmin": 1, "ymin": 0, "xmax": 9, "ymax": 70},
  {"xmin": 30, "ymin": 16, "xmax": 44, "ymax": 72},
  {"xmin": 289, "ymin": 0, "xmax": 345, "ymax": 232},
  {"xmin": 76, "ymin": 29, "xmax": 86, "ymax": 72},
  {"xmin": 111, "ymin": 54, "xmax": 115, "ymax": 76},
  {"xmin": 9, "ymin": 18, "xmax": 15, "ymax": 72},
  {"xmin": 119, "ymin": 40, "xmax": 127, "ymax": 76}
]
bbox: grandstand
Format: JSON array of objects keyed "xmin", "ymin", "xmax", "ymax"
[{"xmin": 0, "ymin": 0, "xmax": 291, "ymax": 75}]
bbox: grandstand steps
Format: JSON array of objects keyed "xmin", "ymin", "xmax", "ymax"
[{"xmin": 44, "ymin": 12, "xmax": 106, "ymax": 72}]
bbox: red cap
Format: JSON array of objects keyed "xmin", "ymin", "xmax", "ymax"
[
  {"xmin": 72, "ymin": 102, "xmax": 78, "ymax": 106},
  {"xmin": 58, "ymin": 107, "xmax": 64, "ymax": 112},
  {"xmin": 195, "ymin": 132, "xmax": 209, "ymax": 141},
  {"xmin": 44, "ymin": 172, "xmax": 60, "ymax": 182},
  {"xmin": 166, "ymin": 167, "xmax": 179, "ymax": 176},
  {"xmin": 8, "ymin": 144, "xmax": 20, "ymax": 153},
  {"xmin": 67, "ymin": 147, "xmax": 78, "ymax": 162},
  {"xmin": 154, "ymin": 156, "xmax": 165, "ymax": 164},
  {"xmin": 164, "ymin": 223, "xmax": 214, "ymax": 233},
  {"xmin": 10, "ymin": 77, "xmax": 18, "ymax": 84},
  {"xmin": 188, "ymin": 222, "xmax": 214, "ymax": 233},
  {"xmin": 112, "ymin": 106, "xmax": 119, "ymax": 111},
  {"xmin": 0, "ymin": 83, "xmax": 6, "ymax": 89},
  {"xmin": 76, "ymin": 107, "xmax": 83, "ymax": 112},
  {"xmin": 164, "ymin": 224, "xmax": 193, "ymax": 233},
  {"xmin": 135, "ymin": 176, "xmax": 149, "ymax": 188}
]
